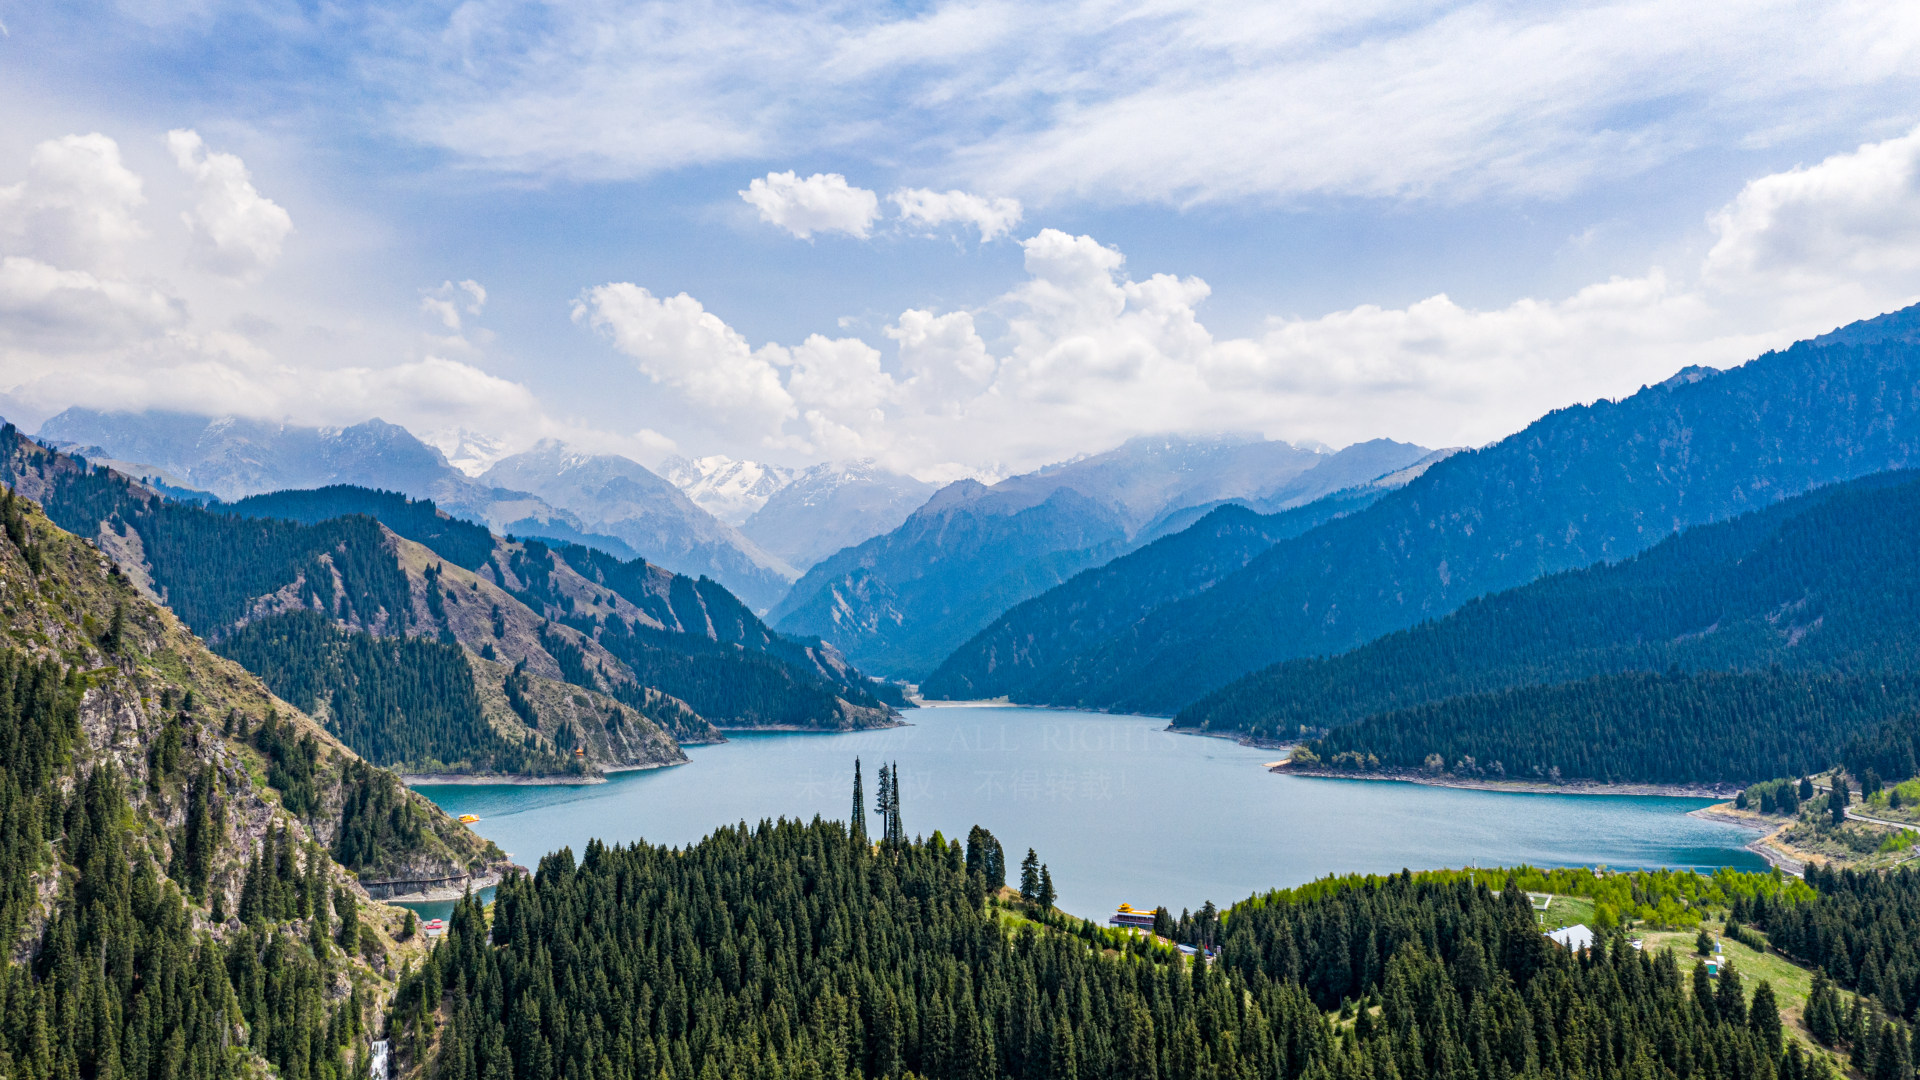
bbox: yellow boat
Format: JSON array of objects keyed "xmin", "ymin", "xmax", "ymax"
[{"xmin": 458, "ymin": 814, "xmax": 481, "ymax": 824}]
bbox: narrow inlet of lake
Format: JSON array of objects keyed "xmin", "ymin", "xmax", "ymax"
[{"xmin": 409, "ymin": 705, "xmax": 1766, "ymax": 920}]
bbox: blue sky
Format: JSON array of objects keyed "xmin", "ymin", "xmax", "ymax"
[{"xmin": 3, "ymin": 0, "xmax": 1920, "ymax": 478}]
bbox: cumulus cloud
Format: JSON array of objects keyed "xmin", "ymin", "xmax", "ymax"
[
  {"xmin": 167, "ymin": 129, "xmax": 293, "ymax": 278},
  {"xmin": 740, "ymin": 171, "xmax": 879, "ymax": 238},
  {"xmin": 0, "ymin": 132, "xmax": 570, "ymax": 458},
  {"xmin": 0, "ymin": 255, "xmax": 184, "ymax": 349},
  {"xmin": 573, "ymin": 283, "xmax": 796, "ymax": 432},
  {"xmin": 0, "ymin": 133, "xmax": 147, "ymax": 271},
  {"xmin": 891, "ymin": 188, "xmax": 1022, "ymax": 241},
  {"xmin": 577, "ymin": 124, "xmax": 1920, "ymax": 476},
  {"xmin": 1702, "ymin": 126, "xmax": 1920, "ymax": 322}
]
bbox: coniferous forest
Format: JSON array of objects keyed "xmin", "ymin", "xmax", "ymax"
[
  {"xmin": 1186, "ymin": 470, "xmax": 1920, "ymax": 786},
  {"xmin": 0, "ymin": 478, "xmax": 502, "ymax": 1080},
  {"xmin": 217, "ymin": 610, "xmax": 573, "ymax": 775},
  {"xmin": 0, "ymin": 427, "xmax": 896, "ymax": 773},
  {"xmin": 394, "ymin": 763, "xmax": 1895, "ymax": 1080},
  {"xmin": 11, "ymin": 466, "xmax": 1920, "ymax": 1080}
]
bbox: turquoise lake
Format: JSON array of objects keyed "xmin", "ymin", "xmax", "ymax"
[{"xmin": 408, "ymin": 704, "xmax": 1767, "ymax": 920}]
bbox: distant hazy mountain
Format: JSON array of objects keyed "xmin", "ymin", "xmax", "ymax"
[
  {"xmin": 770, "ymin": 435, "xmax": 1431, "ymax": 678},
  {"xmin": 990, "ymin": 302, "xmax": 1920, "ymax": 717},
  {"xmin": 35, "ymin": 409, "xmax": 795, "ymax": 610},
  {"xmin": 742, "ymin": 460, "xmax": 938, "ymax": 570},
  {"xmin": 39, "ymin": 408, "xmax": 472, "ymax": 504},
  {"xmin": 661, "ymin": 455, "xmax": 797, "ymax": 524},
  {"xmin": 482, "ymin": 442, "xmax": 797, "ymax": 611},
  {"xmin": 922, "ymin": 452, "xmax": 1446, "ymax": 701}
]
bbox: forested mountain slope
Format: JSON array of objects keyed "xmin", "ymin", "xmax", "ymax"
[
  {"xmin": 0, "ymin": 431, "xmax": 894, "ymax": 776},
  {"xmin": 219, "ymin": 480, "xmax": 895, "ymax": 708},
  {"xmin": 925, "ymin": 449, "xmax": 1458, "ymax": 700},
  {"xmin": 392, "ymin": 797, "xmax": 1843, "ymax": 1080},
  {"xmin": 922, "ymin": 489, "xmax": 1382, "ymax": 699},
  {"xmin": 0, "ymin": 475, "xmax": 505, "ymax": 890},
  {"xmin": 1009, "ymin": 306, "xmax": 1920, "ymax": 714},
  {"xmin": 0, "ymin": 468, "xmax": 529, "ymax": 1080},
  {"xmin": 775, "ymin": 435, "xmax": 1431, "ymax": 678},
  {"xmin": 773, "ymin": 484, "xmax": 1134, "ymax": 677},
  {"xmin": 1188, "ymin": 469, "xmax": 1920, "ymax": 757}
]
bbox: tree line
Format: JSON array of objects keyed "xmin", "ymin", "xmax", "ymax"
[
  {"xmin": 1183, "ymin": 469, "xmax": 1920, "ymax": 786},
  {"xmin": 1301, "ymin": 668, "xmax": 1920, "ymax": 785},
  {"xmin": 392, "ymin": 764, "xmax": 1859, "ymax": 1080}
]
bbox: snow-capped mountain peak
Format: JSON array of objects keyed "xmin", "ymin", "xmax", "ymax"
[
  {"xmin": 661, "ymin": 455, "xmax": 797, "ymax": 525},
  {"xmin": 426, "ymin": 427, "xmax": 516, "ymax": 476}
]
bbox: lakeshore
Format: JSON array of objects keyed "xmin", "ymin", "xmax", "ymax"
[
  {"xmin": 1270, "ymin": 759, "xmax": 1742, "ymax": 799},
  {"xmin": 399, "ymin": 760, "xmax": 686, "ymax": 786},
  {"xmin": 414, "ymin": 704, "xmax": 1766, "ymax": 919}
]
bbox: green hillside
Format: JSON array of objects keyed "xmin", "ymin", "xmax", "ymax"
[{"xmin": 1182, "ymin": 469, "xmax": 1920, "ymax": 783}]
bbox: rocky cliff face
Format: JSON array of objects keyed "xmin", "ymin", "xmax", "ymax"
[{"xmin": 0, "ymin": 474, "xmax": 510, "ymax": 911}]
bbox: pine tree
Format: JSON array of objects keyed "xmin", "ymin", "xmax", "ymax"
[
  {"xmin": 851, "ymin": 759, "xmax": 868, "ymax": 846},
  {"xmin": 1693, "ymin": 959, "xmax": 1717, "ymax": 1023},
  {"xmin": 886, "ymin": 759, "xmax": 904, "ymax": 846},
  {"xmin": 1037, "ymin": 865, "xmax": 1056, "ymax": 911},
  {"xmin": 1750, "ymin": 980, "xmax": 1783, "ymax": 1054},
  {"xmin": 1716, "ymin": 958, "xmax": 1746, "ymax": 1027},
  {"xmin": 1696, "ymin": 928, "xmax": 1713, "ymax": 955},
  {"xmin": 1848, "ymin": 995, "xmax": 1869, "ymax": 1067},
  {"xmin": 105, "ymin": 601, "xmax": 125, "ymax": 653},
  {"xmin": 334, "ymin": 886, "xmax": 359, "ymax": 951},
  {"xmin": 1020, "ymin": 849, "xmax": 1040, "ymax": 904},
  {"xmin": 1807, "ymin": 970, "xmax": 1839, "ymax": 1044}
]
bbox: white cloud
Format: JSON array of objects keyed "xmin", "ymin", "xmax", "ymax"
[
  {"xmin": 0, "ymin": 133, "xmax": 147, "ymax": 271},
  {"xmin": 1703, "ymin": 126, "xmax": 1920, "ymax": 322},
  {"xmin": 422, "ymin": 278, "xmax": 488, "ymax": 331},
  {"xmin": 740, "ymin": 171, "xmax": 879, "ymax": 239},
  {"xmin": 575, "ymin": 124, "xmax": 1920, "ymax": 477},
  {"xmin": 889, "ymin": 308, "xmax": 996, "ymax": 409},
  {"xmin": 890, "ymin": 188, "xmax": 1022, "ymax": 241},
  {"xmin": 387, "ymin": 0, "xmax": 1920, "ymax": 206},
  {"xmin": 0, "ymin": 255, "xmax": 183, "ymax": 348},
  {"xmin": 167, "ymin": 129, "xmax": 293, "ymax": 278},
  {"xmin": 0, "ymin": 132, "xmax": 575, "ymax": 459},
  {"xmin": 573, "ymin": 282, "xmax": 796, "ymax": 432}
]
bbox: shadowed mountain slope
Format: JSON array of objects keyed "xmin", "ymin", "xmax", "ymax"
[{"xmin": 997, "ymin": 306, "xmax": 1920, "ymax": 715}]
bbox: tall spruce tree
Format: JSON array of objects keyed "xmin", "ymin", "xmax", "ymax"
[
  {"xmin": 851, "ymin": 758, "xmax": 868, "ymax": 846},
  {"xmin": 888, "ymin": 759, "xmax": 904, "ymax": 845}
]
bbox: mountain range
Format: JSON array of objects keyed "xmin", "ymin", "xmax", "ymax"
[
  {"xmin": 920, "ymin": 451, "xmax": 1455, "ymax": 701},
  {"xmin": 478, "ymin": 441, "xmax": 797, "ymax": 609},
  {"xmin": 771, "ymin": 435, "xmax": 1434, "ymax": 678},
  {"xmin": 741, "ymin": 459, "xmax": 939, "ymax": 570},
  {"xmin": 931, "ymin": 305, "xmax": 1920, "ymax": 716},
  {"xmin": 1206, "ymin": 468, "xmax": 1920, "ymax": 784},
  {"xmin": 0, "ymin": 431, "xmax": 899, "ymax": 780},
  {"xmin": 36, "ymin": 409, "xmax": 808, "ymax": 609}
]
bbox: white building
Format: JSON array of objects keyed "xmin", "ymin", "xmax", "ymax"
[{"xmin": 1547, "ymin": 924, "xmax": 1595, "ymax": 951}]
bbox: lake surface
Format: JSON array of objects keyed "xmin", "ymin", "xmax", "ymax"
[{"xmin": 409, "ymin": 704, "xmax": 1766, "ymax": 920}]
